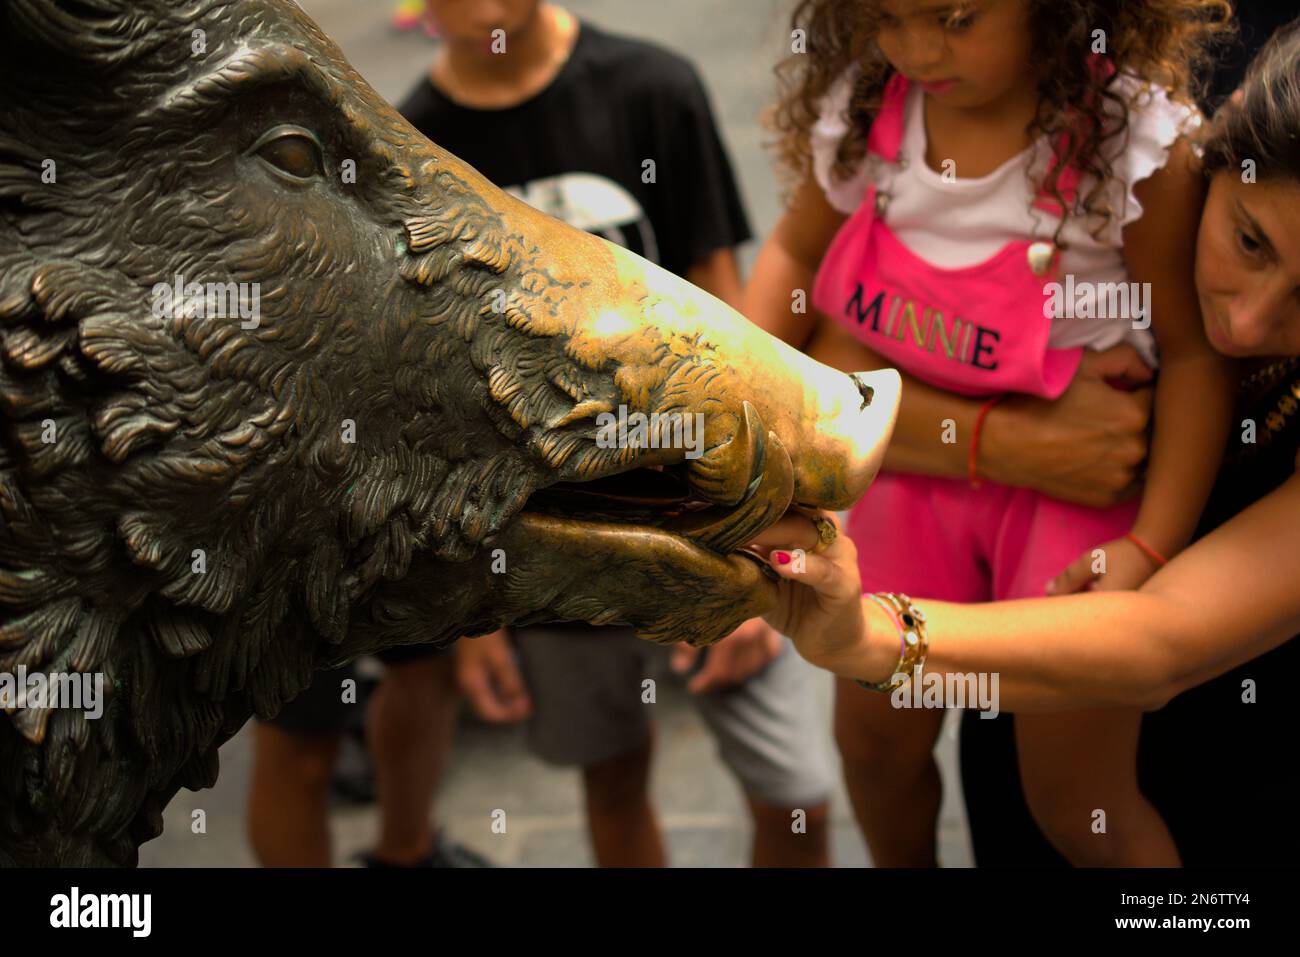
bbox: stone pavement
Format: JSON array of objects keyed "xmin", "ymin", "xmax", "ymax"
[{"xmin": 139, "ymin": 0, "xmax": 974, "ymax": 868}]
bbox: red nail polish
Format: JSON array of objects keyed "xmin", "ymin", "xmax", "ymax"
[{"xmin": 774, "ymin": 551, "xmax": 791, "ymax": 565}]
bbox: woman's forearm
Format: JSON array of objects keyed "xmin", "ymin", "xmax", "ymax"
[
  {"xmin": 836, "ymin": 346, "xmax": 1157, "ymax": 507},
  {"xmin": 826, "ymin": 473, "xmax": 1300, "ymax": 712},
  {"xmin": 878, "ymin": 368, "xmax": 979, "ymax": 480},
  {"xmin": 845, "ymin": 591, "xmax": 1181, "ymax": 711}
]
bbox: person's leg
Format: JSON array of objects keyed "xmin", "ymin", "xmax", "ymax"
[
  {"xmin": 834, "ymin": 677, "xmax": 946, "ymax": 866},
  {"xmin": 582, "ymin": 728, "xmax": 666, "ymax": 867},
  {"xmin": 1016, "ymin": 709, "xmax": 1180, "ymax": 866},
  {"xmin": 959, "ymin": 710, "xmax": 1068, "ymax": 867},
  {"xmin": 248, "ymin": 722, "xmax": 342, "ymax": 866},
  {"xmin": 997, "ymin": 489, "xmax": 1176, "ymax": 865},
  {"xmin": 691, "ymin": 640, "xmax": 834, "ymax": 867},
  {"xmin": 513, "ymin": 624, "xmax": 662, "ymax": 866},
  {"xmin": 366, "ymin": 649, "xmax": 460, "ymax": 865},
  {"xmin": 747, "ymin": 798, "xmax": 831, "ymax": 868},
  {"xmin": 836, "ymin": 475, "xmax": 989, "ymax": 866},
  {"xmin": 247, "ymin": 663, "xmax": 354, "ymax": 866}
]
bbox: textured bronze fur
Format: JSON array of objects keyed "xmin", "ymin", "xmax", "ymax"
[{"xmin": 0, "ymin": 0, "xmax": 897, "ymax": 865}]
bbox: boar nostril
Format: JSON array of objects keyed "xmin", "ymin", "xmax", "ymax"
[{"xmin": 850, "ymin": 373, "xmax": 874, "ymax": 410}]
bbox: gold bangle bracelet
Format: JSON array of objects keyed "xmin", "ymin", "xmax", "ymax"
[
  {"xmin": 857, "ymin": 594, "xmax": 905, "ymax": 693},
  {"xmin": 856, "ymin": 592, "xmax": 929, "ymax": 694}
]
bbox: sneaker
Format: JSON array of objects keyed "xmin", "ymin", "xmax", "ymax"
[{"xmin": 356, "ymin": 831, "xmax": 494, "ymax": 868}]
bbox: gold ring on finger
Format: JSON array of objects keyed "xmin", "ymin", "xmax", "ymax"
[{"xmin": 810, "ymin": 514, "xmax": 837, "ymax": 555}]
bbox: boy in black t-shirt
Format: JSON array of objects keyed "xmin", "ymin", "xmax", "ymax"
[{"xmin": 422, "ymin": 0, "xmax": 834, "ymax": 866}]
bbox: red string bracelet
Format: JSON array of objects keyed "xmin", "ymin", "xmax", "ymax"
[
  {"xmin": 1125, "ymin": 532, "xmax": 1169, "ymax": 567},
  {"xmin": 968, "ymin": 396, "xmax": 1002, "ymax": 489}
]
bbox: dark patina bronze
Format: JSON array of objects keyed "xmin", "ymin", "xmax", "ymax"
[{"xmin": 0, "ymin": 0, "xmax": 898, "ymax": 865}]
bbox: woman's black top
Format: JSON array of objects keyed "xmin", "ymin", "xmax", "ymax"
[{"xmin": 961, "ymin": 358, "xmax": 1300, "ymax": 866}]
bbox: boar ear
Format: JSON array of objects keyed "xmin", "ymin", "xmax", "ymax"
[{"xmin": 3, "ymin": 0, "xmax": 160, "ymax": 70}]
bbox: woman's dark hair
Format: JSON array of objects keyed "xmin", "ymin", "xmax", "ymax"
[{"xmin": 1201, "ymin": 18, "xmax": 1300, "ymax": 182}]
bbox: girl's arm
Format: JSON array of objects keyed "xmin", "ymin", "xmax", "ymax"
[
  {"xmin": 759, "ymin": 463, "xmax": 1300, "ymax": 713},
  {"xmin": 687, "ymin": 247, "xmax": 745, "ymax": 311},
  {"xmin": 1118, "ymin": 139, "xmax": 1238, "ymax": 560},
  {"xmin": 742, "ymin": 175, "xmax": 846, "ymax": 348},
  {"xmin": 805, "ymin": 317, "xmax": 1154, "ymax": 504}
]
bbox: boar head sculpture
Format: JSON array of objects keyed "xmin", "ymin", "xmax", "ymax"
[{"xmin": 0, "ymin": 0, "xmax": 899, "ymax": 865}]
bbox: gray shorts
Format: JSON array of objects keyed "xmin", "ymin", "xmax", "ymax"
[{"xmin": 512, "ymin": 624, "xmax": 833, "ymax": 808}]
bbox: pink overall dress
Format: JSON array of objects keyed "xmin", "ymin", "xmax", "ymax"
[{"xmin": 812, "ymin": 74, "xmax": 1140, "ymax": 603}]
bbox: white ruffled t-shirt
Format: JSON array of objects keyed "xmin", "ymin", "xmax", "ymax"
[{"xmin": 811, "ymin": 68, "xmax": 1202, "ymax": 367}]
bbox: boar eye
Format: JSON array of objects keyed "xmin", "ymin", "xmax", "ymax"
[{"xmin": 251, "ymin": 126, "xmax": 324, "ymax": 181}]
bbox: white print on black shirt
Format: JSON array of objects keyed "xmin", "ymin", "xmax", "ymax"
[{"xmin": 505, "ymin": 172, "xmax": 659, "ymax": 265}]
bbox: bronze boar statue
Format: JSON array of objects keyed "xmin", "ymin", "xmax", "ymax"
[{"xmin": 0, "ymin": 0, "xmax": 899, "ymax": 865}]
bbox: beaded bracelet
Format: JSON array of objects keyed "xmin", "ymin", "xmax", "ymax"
[
  {"xmin": 1125, "ymin": 532, "xmax": 1169, "ymax": 567},
  {"xmin": 968, "ymin": 397, "xmax": 1002, "ymax": 489}
]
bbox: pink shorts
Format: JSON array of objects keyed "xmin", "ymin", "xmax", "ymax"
[{"xmin": 848, "ymin": 472, "xmax": 1140, "ymax": 602}]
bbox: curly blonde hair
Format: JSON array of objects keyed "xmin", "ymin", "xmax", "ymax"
[{"xmin": 768, "ymin": 0, "xmax": 1234, "ymax": 242}]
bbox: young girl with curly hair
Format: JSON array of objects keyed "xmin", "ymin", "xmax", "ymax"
[{"xmin": 745, "ymin": 0, "xmax": 1237, "ymax": 866}]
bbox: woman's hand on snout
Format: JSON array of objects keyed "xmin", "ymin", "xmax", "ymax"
[{"xmin": 747, "ymin": 513, "xmax": 868, "ymax": 674}]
